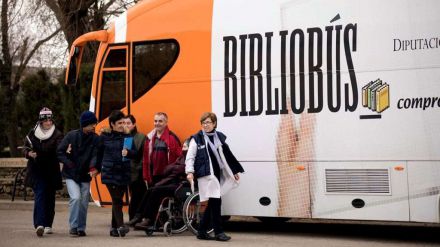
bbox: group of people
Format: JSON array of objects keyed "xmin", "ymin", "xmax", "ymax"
[{"xmin": 23, "ymin": 107, "xmax": 244, "ymax": 241}]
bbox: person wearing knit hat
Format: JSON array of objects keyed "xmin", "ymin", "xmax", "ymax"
[
  {"xmin": 57, "ymin": 110, "xmax": 100, "ymax": 237},
  {"xmin": 80, "ymin": 111, "xmax": 98, "ymax": 128},
  {"xmin": 23, "ymin": 107, "xmax": 63, "ymax": 237},
  {"xmin": 39, "ymin": 107, "xmax": 53, "ymax": 121}
]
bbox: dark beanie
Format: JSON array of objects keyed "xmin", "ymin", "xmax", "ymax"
[{"xmin": 80, "ymin": 111, "xmax": 97, "ymax": 128}]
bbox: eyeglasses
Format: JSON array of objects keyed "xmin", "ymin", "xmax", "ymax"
[{"xmin": 202, "ymin": 121, "xmax": 213, "ymax": 125}]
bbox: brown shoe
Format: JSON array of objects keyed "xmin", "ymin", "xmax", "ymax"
[{"xmin": 134, "ymin": 219, "xmax": 151, "ymax": 230}]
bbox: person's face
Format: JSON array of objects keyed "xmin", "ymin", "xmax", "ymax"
[
  {"xmin": 201, "ymin": 117, "xmax": 215, "ymax": 132},
  {"xmin": 111, "ymin": 119, "xmax": 125, "ymax": 132},
  {"xmin": 154, "ymin": 115, "xmax": 167, "ymax": 133},
  {"xmin": 125, "ymin": 118, "xmax": 135, "ymax": 132},
  {"xmin": 182, "ymin": 142, "xmax": 189, "ymax": 151},
  {"xmin": 41, "ymin": 118, "xmax": 53, "ymax": 130},
  {"xmin": 82, "ymin": 123, "xmax": 97, "ymax": 134}
]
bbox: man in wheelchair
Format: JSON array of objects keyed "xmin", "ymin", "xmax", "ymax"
[{"xmin": 127, "ymin": 140, "xmax": 189, "ymax": 230}]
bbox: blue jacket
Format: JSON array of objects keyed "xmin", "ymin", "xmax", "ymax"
[
  {"xmin": 57, "ymin": 129, "xmax": 99, "ymax": 183},
  {"xmin": 192, "ymin": 130, "xmax": 244, "ymax": 178},
  {"xmin": 97, "ymin": 131, "xmax": 136, "ymax": 185}
]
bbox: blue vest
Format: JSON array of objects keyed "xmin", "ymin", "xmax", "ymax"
[{"xmin": 191, "ymin": 130, "xmax": 227, "ymax": 178}]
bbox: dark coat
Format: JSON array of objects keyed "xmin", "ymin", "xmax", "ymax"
[
  {"xmin": 130, "ymin": 131, "xmax": 146, "ymax": 183},
  {"xmin": 23, "ymin": 127, "xmax": 64, "ymax": 190},
  {"xmin": 97, "ymin": 131, "xmax": 136, "ymax": 186},
  {"xmin": 154, "ymin": 154, "xmax": 186, "ymax": 187},
  {"xmin": 57, "ymin": 129, "xmax": 100, "ymax": 183},
  {"xmin": 192, "ymin": 130, "xmax": 244, "ymax": 178}
]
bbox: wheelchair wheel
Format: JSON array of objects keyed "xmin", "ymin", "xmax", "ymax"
[
  {"xmin": 170, "ymin": 216, "xmax": 187, "ymax": 234},
  {"xmin": 163, "ymin": 221, "xmax": 172, "ymax": 236},
  {"xmin": 183, "ymin": 192, "xmax": 213, "ymax": 235}
]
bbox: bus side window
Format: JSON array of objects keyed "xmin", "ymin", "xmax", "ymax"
[{"xmin": 132, "ymin": 40, "xmax": 179, "ymax": 102}]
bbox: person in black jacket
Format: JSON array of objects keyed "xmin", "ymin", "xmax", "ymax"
[
  {"xmin": 57, "ymin": 111, "xmax": 99, "ymax": 237},
  {"xmin": 23, "ymin": 107, "xmax": 63, "ymax": 237},
  {"xmin": 97, "ymin": 110, "xmax": 136, "ymax": 237},
  {"xmin": 123, "ymin": 115, "xmax": 147, "ymax": 222}
]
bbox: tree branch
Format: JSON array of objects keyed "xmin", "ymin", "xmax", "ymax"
[{"xmin": 13, "ymin": 27, "xmax": 61, "ymax": 86}]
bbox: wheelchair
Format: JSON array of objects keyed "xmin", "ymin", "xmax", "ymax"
[
  {"xmin": 144, "ymin": 181, "xmax": 193, "ymax": 236},
  {"xmin": 182, "ymin": 183, "xmax": 214, "ymax": 235}
]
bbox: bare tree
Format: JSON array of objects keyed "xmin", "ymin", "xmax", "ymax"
[
  {"xmin": 43, "ymin": 0, "xmax": 139, "ymax": 62},
  {"xmin": 0, "ymin": 0, "xmax": 60, "ymax": 156},
  {"xmin": 0, "ymin": 0, "xmax": 139, "ymax": 156}
]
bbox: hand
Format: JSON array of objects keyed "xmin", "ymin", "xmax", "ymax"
[
  {"xmin": 234, "ymin": 173, "xmax": 240, "ymax": 181},
  {"xmin": 89, "ymin": 170, "xmax": 98, "ymax": 178},
  {"xmin": 187, "ymin": 173, "xmax": 194, "ymax": 181},
  {"xmin": 66, "ymin": 144, "xmax": 72, "ymax": 154},
  {"xmin": 28, "ymin": 151, "xmax": 37, "ymax": 158},
  {"xmin": 122, "ymin": 148, "xmax": 128, "ymax": 157}
]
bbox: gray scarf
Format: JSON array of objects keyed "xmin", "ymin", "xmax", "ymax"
[{"xmin": 203, "ymin": 131, "xmax": 225, "ymax": 169}]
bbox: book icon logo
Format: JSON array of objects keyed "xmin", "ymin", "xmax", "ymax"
[{"xmin": 362, "ymin": 79, "xmax": 390, "ymax": 113}]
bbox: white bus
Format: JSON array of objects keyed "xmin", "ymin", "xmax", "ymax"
[{"xmin": 66, "ymin": 0, "xmax": 440, "ymax": 225}]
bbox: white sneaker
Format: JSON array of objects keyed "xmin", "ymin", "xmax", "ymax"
[
  {"xmin": 36, "ymin": 226, "xmax": 44, "ymax": 237},
  {"xmin": 44, "ymin": 227, "xmax": 53, "ymax": 234}
]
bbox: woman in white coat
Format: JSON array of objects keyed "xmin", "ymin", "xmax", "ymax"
[{"xmin": 185, "ymin": 112, "xmax": 244, "ymax": 241}]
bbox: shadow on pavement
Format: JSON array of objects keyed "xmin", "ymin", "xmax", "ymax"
[{"xmin": 224, "ymin": 220, "xmax": 440, "ymax": 244}]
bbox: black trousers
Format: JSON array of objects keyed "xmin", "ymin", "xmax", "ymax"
[
  {"xmin": 128, "ymin": 180, "xmax": 147, "ymax": 220},
  {"xmin": 32, "ymin": 179, "xmax": 56, "ymax": 228},
  {"xmin": 135, "ymin": 184, "xmax": 177, "ymax": 221},
  {"xmin": 199, "ymin": 197, "xmax": 223, "ymax": 235},
  {"xmin": 106, "ymin": 184, "xmax": 126, "ymax": 228}
]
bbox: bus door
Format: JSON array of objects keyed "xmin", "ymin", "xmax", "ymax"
[
  {"xmin": 96, "ymin": 44, "xmax": 130, "ymax": 121},
  {"xmin": 93, "ymin": 44, "xmax": 131, "ymax": 207}
]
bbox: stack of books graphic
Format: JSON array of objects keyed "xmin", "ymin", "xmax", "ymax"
[{"xmin": 362, "ymin": 79, "xmax": 389, "ymax": 113}]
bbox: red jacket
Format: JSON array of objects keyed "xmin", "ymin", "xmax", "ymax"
[{"xmin": 142, "ymin": 126, "xmax": 181, "ymax": 184}]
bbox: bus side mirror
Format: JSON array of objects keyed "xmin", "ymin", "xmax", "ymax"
[{"xmin": 65, "ymin": 46, "xmax": 84, "ymax": 85}]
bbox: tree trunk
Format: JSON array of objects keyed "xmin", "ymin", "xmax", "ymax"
[{"xmin": 0, "ymin": 65, "xmax": 20, "ymax": 156}]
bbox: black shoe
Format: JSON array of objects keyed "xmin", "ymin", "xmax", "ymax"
[
  {"xmin": 134, "ymin": 219, "xmax": 151, "ymax": 230},
  {"xmin": 110, "ymin": 228, "xmax": 119, "ymax": 237},
  {"xmin": 77, "ymin": 231, "xmax": 86, "ymax": 237},
  {"xmin": 126, "ymin": 216, "xmax": 142, "ymax": 227},
  {"xmin": 197, "ymin": 232, "xmax": 215, "ymax": 240},
  {"xmin": 69, "ymin": 228, "xmax": 78, "ymax": 236},
  {"xmin": 215, "ymin": 233, "xmax": 231, "ymax": 241},
  {"xmin": 118, "ymin": 225, "xmax": 129, "ymax": 237}
]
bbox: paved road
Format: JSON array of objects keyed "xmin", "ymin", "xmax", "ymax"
[{"xmin": 0, "ymin": 200, "xmax": 438, "ymax": 247}]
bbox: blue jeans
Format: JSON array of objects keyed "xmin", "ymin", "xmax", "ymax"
[
  {"xmin": 66, "ymin": 179, "xmax": 90, "ymax": 231},
  {"xmin": 32, "ymin": 179, "xmax": 56, "ymax": 228}
]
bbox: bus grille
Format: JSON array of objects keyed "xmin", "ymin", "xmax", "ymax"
[{"xmin": 325, "ymin": 169, "xmax": 390, "ymax": 194}]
